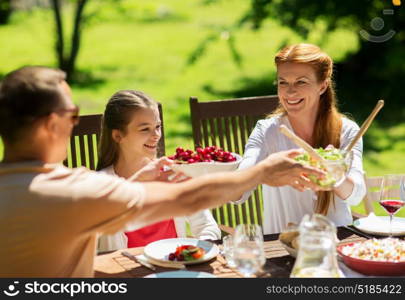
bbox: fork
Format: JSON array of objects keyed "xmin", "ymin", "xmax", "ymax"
[{"xmin": 121, "ymin": 251, "xmax": 156, "ymax": 271}]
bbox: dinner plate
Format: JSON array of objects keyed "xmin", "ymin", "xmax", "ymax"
[
  {"xmin": 144, "ymin": 270, "xmax": 216, "ymax": 278},
  {"xmin": 353, "ymin": 213, "xmax": 405, "ymax": 236},
  {"xmin": 337, "ymin": 241, "xmax": 405, "ymax": 276},
  {"xmin": 143, "ymin": 238, "xmax": 219, "ymax": 265}
]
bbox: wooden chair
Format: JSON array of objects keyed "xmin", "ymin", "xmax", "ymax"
[
  {"xmin": 189, "ymin": 95, "xmax": 279, "ymax": 228},
  {"xmin": 362, "ymin": 176, "xmax": 383, "ymax": 217},
  {"xmin": 64, "ymin": 114, "xmax": 102, "ymax": 170},
  {"xmin": 64, "ymin": 103, "xmax": 165, "ymax": 170},
  {"xmin": 353, "ymin": 175, "xmax": 403, "ymax": 219}
]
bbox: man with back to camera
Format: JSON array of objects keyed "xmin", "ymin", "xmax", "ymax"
[{"xmin": 0, "ymin": 66, "xmax": 324, "ymax": 277}]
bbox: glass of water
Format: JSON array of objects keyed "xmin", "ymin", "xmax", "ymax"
[
  {"xmin": 233, "ymin": 224, "xmax": 266, "ymax": 277},
  {"xmin": 222, "ymin": 235, "xmax": 236, "ymax": 268}
]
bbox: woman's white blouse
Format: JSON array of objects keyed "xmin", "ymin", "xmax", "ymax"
[
  {"xmin": 97, "ymin": 166, "xmax": 221, "ymax": 252},
  {"xmin": 235, "ymin": 115, "xmax": 366, "ymax": 234}
]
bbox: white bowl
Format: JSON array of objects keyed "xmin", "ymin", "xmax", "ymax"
[{"xmin": 171, "ymin": 153, "xmax": 242, "ymax": 178}]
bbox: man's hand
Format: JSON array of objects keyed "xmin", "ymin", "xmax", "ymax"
[
  {"xmin": 259, "ymin": 150, "xmax": 325, "ymax": 192},
  {"xmin": 129, "ymin": 157, "xmax": 188, "ymax": 182}
]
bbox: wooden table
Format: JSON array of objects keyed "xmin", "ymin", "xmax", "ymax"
[{"xmin": 94, "ymin": 227, "xmax": 366, "ymax": 278}]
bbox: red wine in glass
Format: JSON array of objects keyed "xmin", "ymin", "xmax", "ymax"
[
  {"xmin": 379, "ymin": 199, "xmax": 404, "ymax": 237},
  {"xmin": 379, "ymin": 175, "xmax": 405, "ymax": 237},
  {"xmin": 379, "ymin": 200, "xmax": 405, "ymax": 215}
]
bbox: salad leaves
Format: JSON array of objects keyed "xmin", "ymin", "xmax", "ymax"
[{"xmin": 294, "ymin": 147, "xmax": 349, "ymax": 188}]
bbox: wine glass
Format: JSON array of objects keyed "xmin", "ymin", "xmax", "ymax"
[
  {"xmin": 379, "ymin": 174, "xmax": 405, "ymax": 237},
  {"xmin": 233, "ymin": 224, "xmax": 266, "ymax": 277}
]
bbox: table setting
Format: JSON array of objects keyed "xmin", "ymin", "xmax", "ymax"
[
  {"xmin": 94, "ymin": 220, "xmax": 404, "ymax": 279},
  {"xmin": 94, "ymin": 168, "xmax": 405, "ymax": 278},
  {"xmin": 94, "ymin": 100, "xmax": 403, "ymax": 278},
  {"xmin": 94, "ymin": 167, "xmax": 405, "ymax": 278}
]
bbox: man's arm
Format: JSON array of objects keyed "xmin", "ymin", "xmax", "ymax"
[{"xmin": 132, "ymin": 150, "xmax": 324, "ymax": 226}]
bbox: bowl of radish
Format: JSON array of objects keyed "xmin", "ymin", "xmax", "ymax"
[{"xmin": 169, "ymin": 146, "xmax": 242, "ymax": 178}]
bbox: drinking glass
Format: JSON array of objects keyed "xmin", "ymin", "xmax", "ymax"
[
  {"xmin": 222, "ymin": 235, "xmax": 236, "ymax": 268},
  {"xmin": 379, "ymin": 174, "xmax": 405, "ymax": 237},
  {"xmin": 233, "ymin": 224, "xmax": 266, "ymax": 278},
  {"xmin": 290, "ymin": 214, "xmax": 340, "ymax": 278}
]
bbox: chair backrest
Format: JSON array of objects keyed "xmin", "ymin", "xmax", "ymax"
[
  {"xmin": 362, "ymin": 176, "xmax": 383, "ymax": 215},
  {"xmin": 189, "ymin": 95, "xmax": 279, "ymax": 227},
  {"xmin": 64, "ymin": 114, "xmax": 102, "ymax": 170},
  {"xmin": 360, "ymin": 175, "xmax": 403, "ymax": 215},
  {"xmin": 64, "ymin": 103, "xmax": 166, "ymax": 170}
]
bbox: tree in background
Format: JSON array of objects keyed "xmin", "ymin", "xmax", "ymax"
[
  {"xmin": 189, "ymin": 0, "xmax": 404, "ymax": 125},
  {"xmin": 239, "ymin": 0, "xmax": 405, "ymax": 123},
  {"xmin": 0, "ymin": 0, "xmax": 12, "ymax": 24},
  {"xmin": 51, "ymin": 0, "xmax": 88, "ymax": 82},
  {"xmin": 0, "ymin": 0, "xmax": 89, "ymax": 82}
]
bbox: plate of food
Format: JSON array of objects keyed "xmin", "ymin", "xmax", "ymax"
[
  {"xmin": 278, "ymin": 221, "xmax": 340, "ymax": 258},
  {"xmin": 169, "ymin": 146, "xmax": 242, "ymax": 178},
  {"xmin": 143, "ymin": 238, "xmax": 220, "ymax": 265},
  {"xmin": 337, "ymin": 238, "xmax": 405, "ymax": 276}
]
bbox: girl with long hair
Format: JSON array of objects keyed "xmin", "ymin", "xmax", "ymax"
[
  {"xmin": 97, "ymin": 90, "xmax": 220, "ymax": 251},
  {"xmin": 236, "ymin": 44, "xmax": 366, "ymax": 234}
]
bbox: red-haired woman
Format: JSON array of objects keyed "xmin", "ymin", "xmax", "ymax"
[{"xmin": 236, "ymin": 44, "xmax": 366, "ymax": 234}]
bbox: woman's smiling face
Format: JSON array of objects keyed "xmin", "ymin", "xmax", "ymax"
[{"xmin": 277, "ymin": 62, "xmax": 327, "ymax": 120}]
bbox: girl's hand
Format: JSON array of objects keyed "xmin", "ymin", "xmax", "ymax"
[
  {"xmin": 129, "ymin": 157, "xmax": 190, "ymax": 183},
  {"xmin": 129, "ymin": 157, "xmax": 173, "ymax": 182},
  {"xmin": 159, "ymin": 170, "xmax": 190, "ymax": 183}
]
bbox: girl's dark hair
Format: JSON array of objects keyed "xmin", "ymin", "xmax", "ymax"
[{"xmin": 96, "ymin": 90, "xmax": 158, "ymax": 171}]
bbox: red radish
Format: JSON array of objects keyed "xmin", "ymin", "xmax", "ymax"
[{"xmin": 168, "ymin": 146, "xmax": 239, "ymax": 164}]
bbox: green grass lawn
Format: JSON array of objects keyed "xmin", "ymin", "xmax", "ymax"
[{"xmin": 0, "ymin": 0, "xmax": 404, "ymax": 217}]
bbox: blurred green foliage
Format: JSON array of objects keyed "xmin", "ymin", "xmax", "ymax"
[
  {"xmin": 244, "ymin": 0, "xmax": 405, "ymax": 125},
  {"xmin": 190, "ymin": 0, "xmax": 405, "ymax": 163}
]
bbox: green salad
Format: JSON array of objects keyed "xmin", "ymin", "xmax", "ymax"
[{"xmin": 294, "ymin": 147, "xmax": 348, "ymax": 188}]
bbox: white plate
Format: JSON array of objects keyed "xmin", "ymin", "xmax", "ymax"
[
  {"xmin": 353, "ymin": 213, "xmax": 405, "ymax": 236},
  {"xmin": 144, "ymin": 270, "xmax": 216, "ymax": 278},
  {"xmin": 143, "ymin": 238, "xmax": 219, "ymax": 265}
]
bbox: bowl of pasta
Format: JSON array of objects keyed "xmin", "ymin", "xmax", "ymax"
[{"xmin": 337, "ymin": 238, "xmax": 405, "ymax": 276}]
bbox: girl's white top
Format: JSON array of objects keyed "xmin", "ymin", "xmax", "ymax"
[{"xmin": 97, "ymin": 165, "xmax": 221, "ymax": 252}]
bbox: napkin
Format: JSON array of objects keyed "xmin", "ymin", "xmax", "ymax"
[{"xmin": 354, "ymin": 213, "xmax": 405, "ymax": 235}]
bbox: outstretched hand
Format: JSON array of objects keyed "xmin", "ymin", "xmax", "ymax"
[
  {"xmin": 129, "ymin": 157, "xmax": 189, "ymax": 182},
  {"xmin": 259, "ymin": 149, "xmax": 325, "ymax": 192}
]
